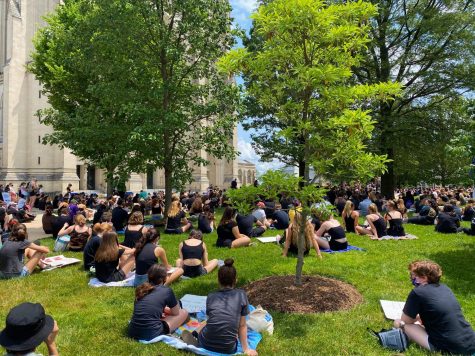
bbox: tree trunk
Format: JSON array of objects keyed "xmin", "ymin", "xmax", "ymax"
[
  {"xmin": 164, "ymin": 165, "xmax": 173, "ymax": 216},
  {"xmin": 105, "ymin": 166, "xmax": 116, "ymax": 197},
  {"xmin": 381, "ymin": 147, "xmax": 395, "ymax": 199},
  {"xmin": 295, "ymin": 209, "xmax": 307, "ymax": 286}
]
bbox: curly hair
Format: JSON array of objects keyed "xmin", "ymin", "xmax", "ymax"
[{"xmin": 409, "ymin": 260, "xmax": 442, "ymax": 284}]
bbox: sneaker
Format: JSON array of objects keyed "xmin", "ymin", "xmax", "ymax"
[{"xmin": 181, "ymin": 330, "xmax": 199, "ymax": 347}]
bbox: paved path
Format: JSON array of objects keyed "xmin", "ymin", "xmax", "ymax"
[{"xmin": 23, "ymin": 210, "xmax": 49, "ymax": 241}]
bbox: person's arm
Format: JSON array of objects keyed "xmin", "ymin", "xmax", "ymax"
[
  {"xmin": 232, "ymin": 225, "xmax": 242, "ymax": 240},
  {"xmin": 366, "ymin": 216, "xmax": 378, "ymax": 238},
  {"xmin": 239, "ymin": 315, "xmax": 258, "ymax": 356},
  {"xmin": 45, "ymin": 319, "xmax": 59, "ymax": 356},
  {"xmin": 341, "ymin": 213, "xmax": 346, "ymax": 228},
  {"xmin": 352, "ymin": 211, "xmax": 359, "ymax": 233},
  {"xmin": 121, "ymin": 246, "xmax": 135, "ymax": 255},
  {"xmin": 255, "ymin": 219, "xmax": 264, "ymax": 227},
  {"xmin": 178, "ymin": 242, "xmax": 184, "ymax": 268},
  {"xmin": 282, "ymin": 226, "xmax": 291, "ymax": 257},
  {"xmin": 315, "ymin": 222, "xmax": 328, "ymax": 238},
  {"xmin": 311, "ymin": 232, "xmax": 322, "ymax": 259},
  {"xmin": 155, "ymin": 246, "xmax": 171, "ymax": 269},
  {"xmin": 29, "ymin": 242, "xmax": 50, "ymax": 254},
  {"xmin": 58, "ymin": 224, "xmax": 73, "ymax": 237},
  {"xmin": 202, "ymin": 242, "xmax": 209, "ymax": 265}
]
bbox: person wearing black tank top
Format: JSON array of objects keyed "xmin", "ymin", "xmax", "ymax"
[
  {"xmin": 314, "ymin": 212, "xmax": 348, "ymax": 251},
  {"xmin": 134, "ymin": 228, "xmax": 182, "ymax": 287},
  {"xmin": 123, "ymin": 212, "xmax": 148, "ymax": 248},
  {"xmin": 341, "ymin": 201, "xmax": 359, "ymax": 234},
  {"xmin": 176, "ymin": 230, "xmax": 218, "ymax": 278},
  {"xmin": 355, "ymin": 203, "xmax": 388, "ymax": 239},
  {"xmin": 385, "ymin": 200, "xmax": 406, "ymax": 237}
]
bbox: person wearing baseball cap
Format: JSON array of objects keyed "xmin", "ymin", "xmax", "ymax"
[{"xmin": 0, "ymin": 302, "xmax": 59, "ymax": 355}]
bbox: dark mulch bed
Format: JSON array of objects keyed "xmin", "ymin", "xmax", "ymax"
[{"xmin": 245, "ymin": 275, "xmax": 363, "ymax": 314}]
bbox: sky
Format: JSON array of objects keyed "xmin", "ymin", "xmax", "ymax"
[{"xmin": 230, "ymin": 0, "xmax": 284, "ymax": 175}]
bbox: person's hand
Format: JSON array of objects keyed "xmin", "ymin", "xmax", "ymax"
[
  {"xmin": 244, "ymin": 349, "xmax": 258, "ymax": 356},
  {"xmin": 63, "ymin": 222, "xmax": 69, "ymax": 228},
  {"xmin": 45, "ymin": 320, "xmax": 59, "ymax": 356},
  {"xmin": 317, "ymin": 253, "xmax": 322, "ymax": 259},
  {"xmin": 44, "ymin": 247, "xmax": 51, "ymax": 254}
]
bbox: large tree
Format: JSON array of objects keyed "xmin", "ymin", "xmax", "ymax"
[
  {"xmin": 354, "ymin": 0, "xmax": 475, "ymax": 196},
  {"xmin": 30, "ymin": 0, "xmax": 239, "ymax": 207},
  {"xmin": 222, "ymin": 0, "xmax": 400, "ymax": 184}
]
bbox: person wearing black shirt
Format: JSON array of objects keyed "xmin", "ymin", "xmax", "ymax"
[
  {"xmin": 216, "ymin": 207, "xmax": 251, "ymax": 248},
  {"xmin": 236, "ymin": 213, "xmax": 265, "ymax": 238},
  {"xmin": 165, "ymin": 201, "xmax": 192, "ymax": 234},
  {"xmin": 394, "ymin": 260, "xmax": 475, "ymax": 354},
  {"xmin": 271, "ymin": 204, "xmax": 289, "ymax": 230},
  {"xmin": 111, "ymin": 199, "xmax": 128, "ymax": 232},
  {"xmin": 435, "ymin": 205, "xmax": 461, "ymax": 234},
  {"xmin": 128, "ymin": 265, "xmax": 188, "ymax": 341}
]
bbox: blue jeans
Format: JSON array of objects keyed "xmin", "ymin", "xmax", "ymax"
[
  {"xmin": 0, "ymin": 266, "xmax": 30, "ymax": 279},
  {"xmin": 134, "ymin": 273, "xmax": 148, "ymax": 287}
]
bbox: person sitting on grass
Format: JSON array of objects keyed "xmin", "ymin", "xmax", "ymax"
[
  {"xmin": 435, "ymin": 204, "xmax": 461, "ymax": 234},
  {"xmin": 236, "ymin": 209, "xmax": 266, "ymax": 238},
  {"xmin": 198, "ymin": 205, "xmax": 215, "ymax": 234},
  {"xmin": 83, "ymin": 222, "xmax": 113, "ymax": 272},
  {"xmin": 270, "ymin": 204, "xmax": 289, "ymax": 230},
  {"xmin": 314, "ymin": 210, "xmax": 348, "ymax": 251},
  {"xmin": 94, "ymin": 231, "xmax": 135, "ymax": 283},
  {"xmin": 176, "ymin": 230, "xmax": 218, "ymax": 279},
  {"xmin": 385, "ymin": 200, "xmax": 406, "ymax": 237},
  {"xmin": 41, "ymin": 204, "xmax": 57, "ymax": 235},
  {"xmin": 282, "ymin": 212, "xmax": 321, "ymax": 258},
  {"xmin": 0, "ymin": 302, "xmax": 59, "ymax": 356},
  {"xmin": 165, "ymin": 201, "xmax": 192, "ymax": 235},
  {"xmin": 123, "ymin": 212, "xmax": 148, "ymax": 249},
  {"xmin": 355, "ymin": 204, "xmax": 388, "ymax": 239},
  {"xmin": 181, "ymin": 259, "xmax": 258, "ymax": 356},
  {"xmin": 341, "ymin": 201, "xmax": 359, "ymax": 234},
  {"xmin": 252, "ymin": 202, "xmax": 271, "ymax": 228},
  {"xmin": 0, "ymin": 224, "xmax": 50, "ymax": 279},
  {"xmin": 128, "ymin": 265, "xmax": 189, "ymax": 341},
  {"xmin": 58, "ymin": 214, "xmax": 92, "ymax": 252},
  {"xmin": 462, "ymin": 199, "xmax": 475, "ymax": 221},
  {"xmin": 406, "ymin": 199, "xmax": 438, "ymax": 225},
  {"xmin": 134, "ymin": 228, "xmax": 181, "ymax": 287},
  {"xmin": 394, "ymin": 260, "xmax": 475, "ymax": 354},
  {"xmin": 52, "ymin": 206, "xmax": 71, "ymax": 239},
  {"xmin": 216, "ymin": 207, "xmax": 251, "ymax": 249}
]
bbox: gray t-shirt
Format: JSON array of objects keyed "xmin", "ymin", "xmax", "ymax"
[
  {"xmin": 0, "ymin": 240, "xmax": 31, "ymax": 276},
  {"xmin": 199, "ymin": 288, "xmax": 249, "ymax": 354}
]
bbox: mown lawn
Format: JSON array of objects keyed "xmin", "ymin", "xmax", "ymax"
[{"xmin": 0, "ymin": 216, "xmax": 473, "ymax": 356}]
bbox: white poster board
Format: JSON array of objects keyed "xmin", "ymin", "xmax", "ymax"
[{"xmin": 380, "ymin": 300, "xmax": 405, "ymax": 320}]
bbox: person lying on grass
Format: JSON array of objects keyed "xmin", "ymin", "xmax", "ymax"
[
  {"xmin": 83, "ymin": 222, "xmax": 113, "ymax": 272},
  {"xmin": 0, "ymin": 302, "xmax": 59, "ymax": 356},
  {"xmin": 181, "ymin": 259, "xmax": 258, "ymax": 356},
  {"xmin": 128, "ymin": 264, "xmax": 189, "ymax": 341},
  {"xmin": 0, "ymin": 224, "xmax": 49, "ymax": 279},
  {"xmin": 134, "ymin": 228, "xmax": 182, "ymax": 287},
  {"xmin": 282, "ymin": 212, "xmax": 321, "ymax": 258},
  {"xmin": 355, "ymin": 204, "xmax": 388, "ymax": 239},
  {"xmin": 94, "ymin": 231, "xmax": 135, "ymax": 283},
  {"xmin": 394, "ymin": 260, "xmax": 475, "ymax": 354},
  {"xmin": 216, "ymin": 207, "xmax": 251, "ymax": 249},
  {"xmin": 176, "ymin": 229, "xmax": 218, "ymax": 279},
  {"xmin": 314, "ymin": 211, "xmax": 348, "ymax": 251}
]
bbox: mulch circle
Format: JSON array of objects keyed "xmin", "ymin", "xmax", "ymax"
[{"xmin": 244, "ymin": 275, "xmax": 363, "ymax": 314}]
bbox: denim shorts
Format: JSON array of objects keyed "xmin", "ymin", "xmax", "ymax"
[
  {"xmin": 0, "ymin": 266, "xmax": 30, "ymax": 279},
  {"xmin": 134, "ymin": 273, "xmax": 148, "ymax": 287}
]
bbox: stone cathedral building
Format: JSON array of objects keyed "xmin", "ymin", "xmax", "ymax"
[{"xmin": 0, "ymin": 0, "xmax": 255, "ymax": 193}]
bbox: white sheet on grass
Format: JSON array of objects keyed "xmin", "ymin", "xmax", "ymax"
[{"xmin": 88, "ymin": 272, "xmax": 135, "ymax": 287}]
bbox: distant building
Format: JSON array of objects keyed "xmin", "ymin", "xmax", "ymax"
[
  {"xmin": 0, "ymin": 1, "xmax": 241, "ymax": 193},
  {"xmin": 238, "ymin": 160, "xmax": 257, "ymax": 186}
]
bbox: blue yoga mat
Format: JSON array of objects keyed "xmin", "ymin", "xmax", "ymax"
[{"xmin": 321, "ymin": 245, "xmax": 365, "ymax": 254}]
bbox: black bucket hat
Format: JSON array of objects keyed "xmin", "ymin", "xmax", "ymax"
[{"xmin": 0, "ymin": 303, "xmax": 54, "ymax": 352}]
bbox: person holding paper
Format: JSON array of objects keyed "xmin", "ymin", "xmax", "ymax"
[
  {"xmin": 394, "ymin": 260, "xmax": 475, "ymax": 354},
  {"xmin": 181, "ymin": 259, "xmax": 258, "ymax": 356},
  {"xmin": 128, "ymin": 265, "xmax": 188, "ymax": 341}
]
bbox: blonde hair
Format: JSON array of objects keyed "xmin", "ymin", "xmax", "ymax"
[
  {"xmin": 342, "ymin": 201, "xmax": 354, "ymax": 218},
  {"xmin": 368, "ymin": 203, "xmax": 378, "ymax": 214},
  {"xmin": 290, "ymin": 213, "xmax": 315, "ymax": 251},
  {"xmin": 92, "ymin": 222, "xmax": 113, "ymax": 236},
  {"xmin": 74, "ymin": 214, "xmax": 86, "ymax": 227},
  {"xmin": 168, "ymin": 200, "xmax": 181, "ymax": 217}
]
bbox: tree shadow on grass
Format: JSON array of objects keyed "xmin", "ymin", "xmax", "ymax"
[{"xmin": 429, "ymin": 243, "xmax": 475, "ymax": 296}]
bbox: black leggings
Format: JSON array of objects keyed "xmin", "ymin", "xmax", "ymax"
[{"xmin": 407, "ymin": 216, "xmax": 434, "ymax": 225}]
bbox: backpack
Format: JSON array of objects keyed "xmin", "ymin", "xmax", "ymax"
[{"xmin": 368, "ymin": 327, "xmax": 409, "ymax": 352}]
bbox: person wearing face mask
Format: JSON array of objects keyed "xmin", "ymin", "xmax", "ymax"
[{"xmin": 393, "ymin": 260, "xmax": 475, "ymax": 354}]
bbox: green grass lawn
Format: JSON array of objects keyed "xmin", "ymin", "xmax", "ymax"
[{"xmin": 0, "ymin": 217, "xmax": 474, "ymax": 356}]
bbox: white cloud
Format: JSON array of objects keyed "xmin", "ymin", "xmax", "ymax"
[
  {"xmin": 230, "ymin": 0, "xmax": 258, "ymax": 13},
  {"xmin": 237, "ymin": 139, "xmax": 283, "ymax": 175}
]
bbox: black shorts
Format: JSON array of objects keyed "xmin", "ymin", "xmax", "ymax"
[
  {"xmin": 165, "ymin": 228, "xmax": 183, "ymax": 234},
  {"xmin": 161, "ymin": 320, "xmax": 170, "ymax": 335},
  {"xmin": 104, "ymin": 269, "xmax": 126, "ymax": 283},
  {"xmin": 329, "ymin": 239, "xmax": 348, "ymax": 251},
  {"xmin": 250, "ymin": 227, "xmax": 266, "ymax": 237},
  {"xmin": 216, "ymin": 239, "xmax": 233, "ymax": 248},
  {"xmin": 183, "ymin": 265, "xmax": 207, "ymax": 278}
]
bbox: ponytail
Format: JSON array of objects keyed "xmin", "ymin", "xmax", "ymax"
[
  {"xmin": 135, "ymin": 282, "xmax": 155, "ymax": 301},
  {"xmin": 134, "ymin": 228, "xmax": 160, "ymax": 257},
  {"xmin": 135, "ymin": 264, "xmax": 168, "ymax": 301}
]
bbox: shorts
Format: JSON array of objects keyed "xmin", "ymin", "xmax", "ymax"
[
  {"xmin": 134, "ymin": 273, "xmax": 148, "ymax": 287},
  {"xmin": 103, "ymin": 269, "xmax": 126, "ymax": 283},
  {"xmin": 0, "ymin": 266, "xmax": 30, "ymax": 279},
  {"xmin": 216, "ymin": 239, "xmax": 233, "ymax": 248},
  {"xmin": 183, "ymin": 265, "xmax": 207, "ymax": 278},
  {"xmin": 165, "ymin": 228, "xmax": 183, "ymax": 234},
  {"xmin": 250, "ymin": 227, "xmax": 266, "ymax": 237},
  {"xmin": 329, "ymin": 239, "xmax": 348, "ymax": 251},
  {"xmin": 287, "ymin": 244, "xmax": 309, "ymax": 256}
]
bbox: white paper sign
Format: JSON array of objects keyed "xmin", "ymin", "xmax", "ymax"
[
  {"xmin": 380, "ymin": 300, "xmax": 405, "ymax": 320},
  {"xmin": 256, "ymin": 236, "xmax": 278, "ymax": 243},
  {"xmin": 41, "ymin": 255, "xmax": 81, "ymax": 271}
]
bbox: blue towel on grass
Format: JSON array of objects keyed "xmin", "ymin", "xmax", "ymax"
[{"xmin": 321, "ymin": 245, "xmax": 365, "ymax": 254}]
